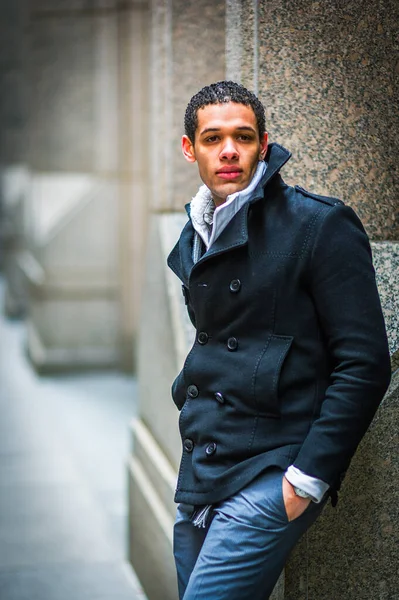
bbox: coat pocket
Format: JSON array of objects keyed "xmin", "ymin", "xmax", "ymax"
[
  {"xmin": 252, "ymin": 334, "xmax": 294, "ymax": 417},
  {"xmin": 171, "ymin": 369, "xmax": 186, "ymax": 410}
]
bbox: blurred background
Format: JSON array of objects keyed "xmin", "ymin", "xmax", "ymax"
[{"xmin": 0, "ymin": 1, "xmax": 398, "ymax": 600}]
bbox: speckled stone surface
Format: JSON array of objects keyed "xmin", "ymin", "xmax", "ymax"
[
  {"xmin": 371, "ymin": 242, "xmax": 399, "ymax": 368},
  {"xmin": 226, "ymin": 0, "xmax": 258, "ymax": 92},
  {"xmin": 251, "ymin": 0, "xmax": 399, "ymax": 241},
  {"xmin": 226, "ymin": 0, "xmax": 243, "ymax": 83}
]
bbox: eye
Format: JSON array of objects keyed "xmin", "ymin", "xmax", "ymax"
[
  {"xmin": 204, "ymin": 135, "xmax": 219, "ymax": 143},
  {"xmin": 237, "ymin": 134, "xmax": 252, "ymax": 141}
]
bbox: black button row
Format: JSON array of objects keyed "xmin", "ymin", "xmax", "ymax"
[
  {"xmin": 197, "ymin": 334, "xmax": 239, "ymax": 351},
  {"xmin": 184, "ymin": 280, "xmax": 241, "ymax": 304},
  {"xmin": 187, "ymin": 387, "xmax": 226, "ymax": 404},
  {"xmin": 183, "ymin": 438, "xmax": 217, "ymax": 456}
]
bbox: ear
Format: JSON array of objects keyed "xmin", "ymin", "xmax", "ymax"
[
  {"xmin": 182, "ymin": 135, "xmax": 197, "ymax": 163},
  {"xmin": 259, "ymin": 132, "xmax": 268, "ymax": 160}
]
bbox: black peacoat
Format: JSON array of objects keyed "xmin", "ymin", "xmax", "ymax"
[{"xmin": 167, "ymin": 143, "xmax": 391, "ymax": 506}]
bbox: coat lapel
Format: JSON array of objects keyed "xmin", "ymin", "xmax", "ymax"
[
  {"xmin": 194, "ymin": 201, "xmax": 250, "ymax": 268},
  {"xmin": 167, "ymin": 202, "xmax": 251, "ymax": 284}
]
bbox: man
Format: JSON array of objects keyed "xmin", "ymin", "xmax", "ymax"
[{"xmin": 167, "ymin": 81, "xmax": 391, "ymax": 600}]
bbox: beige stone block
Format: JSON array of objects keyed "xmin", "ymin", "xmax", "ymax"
[
  {"xmin": 128, "ymin": 452, "xmax": 178, "ymax": 600},
  {"xmin": 131, "ymin": 419, "xmax": 176, "ymax": 518},
  {"xmin": 26, "ymin": 299, "xmax": 120, "ymax": 371},
  {"xmin": 137, "ymin": 214, "xmax": 191, "ymax": 469}
]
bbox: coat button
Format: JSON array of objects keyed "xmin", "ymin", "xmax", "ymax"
[
  {"xmin": 198, "ymin": 332, "xmax": 209, "ymax": 345},
  {"xmin": 227, "ymin": 337, "xmax": 238, "ymax": 351},
  {"xmin": 229, "ymin": 279, "xmax": 241, "ymax": 293},
  {"xmin": 214, "ymin": 392, "xmax": 225, "ymax": 404},
  {"xmin": 184, "ymin": 438, "xmax": 194, "ymax": 452},
  {"xmin": 205, "ymin": 442, "xmax": 217, "ymax": 456},
  {"xmin": 187, "ymin": 385, "xmax": 199, "ymax": 398}
]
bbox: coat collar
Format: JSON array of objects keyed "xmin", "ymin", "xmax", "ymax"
[{"xmin": 167, "ymin": 142, "xmax": 291, "ymax": 285}]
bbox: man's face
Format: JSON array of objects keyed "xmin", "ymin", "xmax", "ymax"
[{"xmin": 182, "ymin": 102, "xmax": 268, "ymax": 206}]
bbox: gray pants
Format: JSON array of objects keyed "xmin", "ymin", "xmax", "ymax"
[{"xmin": 173, "ymin": 468, "xmax": 327, "ymax": 600}]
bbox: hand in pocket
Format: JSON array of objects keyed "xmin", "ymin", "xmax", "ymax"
[{"xmin": 282, "ymin": 476, "xmax": 311, "ymax": 522}]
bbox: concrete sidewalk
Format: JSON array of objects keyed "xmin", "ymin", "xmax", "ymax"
[{"xmin": 0, "ymin": 278, "xmax": 147, "ymax": 599}]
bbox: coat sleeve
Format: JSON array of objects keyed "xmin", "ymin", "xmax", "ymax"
[{"xmin": 293, "ymin": 203, "xmax": 391, "ymax": 490}]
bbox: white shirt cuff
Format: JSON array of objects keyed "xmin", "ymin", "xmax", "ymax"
[{"xmin": 284, "ymin": 465, "xmax": 329, "ymax": 503}]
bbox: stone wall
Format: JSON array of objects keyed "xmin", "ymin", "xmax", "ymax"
[{"xmin": 226, "ymin": 0, "xmax": 399, "ymax": 241}]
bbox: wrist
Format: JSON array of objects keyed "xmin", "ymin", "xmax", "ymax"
[
  {"xmin": 284, "ymin": 465, "xmax": 329, "ymax": 503},
  {"xmin": 293, "ymin": 486, "xmax": 315, "ymax": 501}
]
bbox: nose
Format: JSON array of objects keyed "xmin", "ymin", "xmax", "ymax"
[{"xmin": 220, "ymin": 138, "xmax": 239, "ymax": 160}]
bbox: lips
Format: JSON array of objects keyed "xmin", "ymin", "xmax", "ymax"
[{"xmin": 216, "ymin": 167, "xmax": 243, "ymax": 179}]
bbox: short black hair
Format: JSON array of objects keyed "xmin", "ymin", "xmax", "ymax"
[{"xmin": 184, "ymin": 81, "xmax": 266, "ymax": 142}]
